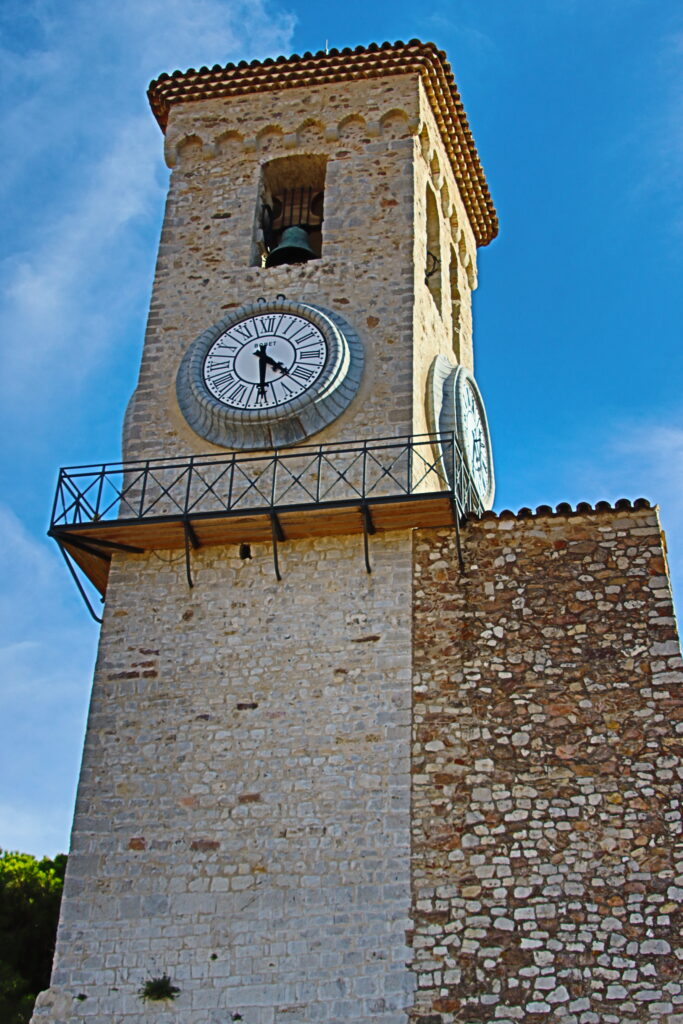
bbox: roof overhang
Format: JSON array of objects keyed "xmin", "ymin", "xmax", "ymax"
[{"xmin": 147, "ymin": 39, "xmax": 498, "ymax": 246}]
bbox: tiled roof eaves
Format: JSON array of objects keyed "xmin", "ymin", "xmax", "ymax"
[
  {"xmin": 147, "ymin": 39, "xmax": 498, "ymax": 247},
  {"xmin": 465, "ymin": 497, "xmax": 654, "ymax": 524}
]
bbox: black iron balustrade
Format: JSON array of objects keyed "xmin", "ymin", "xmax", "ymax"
[
  {"xmin": 51, "ymin": 433, "xmax": 481, "ymax": 529},
  {"xmin": 49, "ymin": 433, "xmax": 483, "ymax": 621}
]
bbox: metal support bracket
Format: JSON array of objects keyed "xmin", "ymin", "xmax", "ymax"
[
  {"xmin": 56, "ymin": 541, "xmax": 103, "ymax": 624},
  {"xmin": 75, "ymin": 535, "xmax": 145, "ymax": 554},
  {"xmin": 49, "ymin": 529, "xmax": 143, "ymax": 559},
  {"xmin": 270, "ymin": 512, "xmax": 285, "ymax": 581},
  {"xmin": 361, "ymin": 502, "xmax": 376, "ymax": 575},
  {"xmin": 448, "ymin": 494, "xmax": 465, "ymax": 573},
  {"xmin": 183, "ymin": 517, "xmax": 200, "ymax": 589}
]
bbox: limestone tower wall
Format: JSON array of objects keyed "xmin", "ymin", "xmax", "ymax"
[{"xmin": 123, "ymin": 63, "xmax": 487, "ymax": 462}]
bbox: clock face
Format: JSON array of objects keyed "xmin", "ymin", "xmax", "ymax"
[
  {"xmin": 427, "ymin": 356, "xmax": 495, "ymax": 511},
  {"xmin": 459, "ymin": 377, "xmax": 492, "ymax": 501},
  {"xmin": 176, "ymin": 298, "xmax": 364, "ymax": 451},
  {"xmin": 204, "ymin": 313, "xmax": 328, "ymax": 410}
]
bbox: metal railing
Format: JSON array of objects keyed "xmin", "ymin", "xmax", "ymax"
[
  {"xmin": 51, "ymin": 433, "xmax": 483, "ymax": 530},
  {"xmin": 50, "ymin": 434, "xmax": 485, "ymax": 621}
]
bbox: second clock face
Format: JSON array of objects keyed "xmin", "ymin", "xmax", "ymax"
[
  {"xmin": 204, "ymin": 313, "xmax": 328, "ymax": 410},
  {"xmin": 458, "ymin": 376, "xmax": 492, "ymax": 503},
  {"xmin": 427, "ymin": 355, "xmax": 495, "ymax": 511}
]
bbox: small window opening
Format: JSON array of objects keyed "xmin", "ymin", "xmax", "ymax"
[
  {"xmin": 425, "ymin": 185, "xmax": 442, "ymax": 311},
  {"xmin": 256, "ymin": 154, "xmax": 326, "ymax": 268},
  {"xmin": 449, "ymin": 247, "xmax": 462, "ymax": 361}
]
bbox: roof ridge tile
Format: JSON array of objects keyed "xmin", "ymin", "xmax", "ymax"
[{"xmin": 464, "ymin": 498, "xmax": 655, "ymax": 526}]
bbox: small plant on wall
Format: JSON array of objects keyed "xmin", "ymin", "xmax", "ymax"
[{"xmin": 138, "ymin": 974, "xmax": 180, "ymax": 1002}]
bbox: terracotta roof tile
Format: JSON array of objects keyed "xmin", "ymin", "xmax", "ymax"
[
  {"xmin": 147, "ymin": 39, "xmax": 497, "ymax": 246},
  {"xmin": 464, "ymin": 498, "xmax": 653, "ymax": 524}
]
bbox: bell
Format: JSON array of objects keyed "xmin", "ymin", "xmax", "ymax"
[{"xmin": 265, "ymin": 225, "xmax": 317, "ymax": 268}]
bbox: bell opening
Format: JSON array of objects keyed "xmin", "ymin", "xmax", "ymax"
[{"xmin": 255, "ymin": 155, "xmax": 326, "ymax": 268}]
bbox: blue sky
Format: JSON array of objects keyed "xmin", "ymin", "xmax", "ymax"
[{"xmin": 1, "ymin": 0, "xmax": 682, "ymax": 857}]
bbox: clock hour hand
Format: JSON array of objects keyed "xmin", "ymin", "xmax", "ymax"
[
  {"xmin": 471, "ymin": 434, "xmax": 485, "ymax": 469},
  {"xmin": 263, "ymin": 353, "xmax": 289, "ymax": 376}
]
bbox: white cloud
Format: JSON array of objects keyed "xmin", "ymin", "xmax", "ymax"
[
  {"xmin": 575, "ymin": 419, "xmax": 683, "ymax": 615},
  {"xmin": 621, "ymin": 20, "xmax": 683, "ymax": 236},
  {"xmin": 0, "ymin": 505, "xmax": 97, "ymax": 856},
  {"xmin": 612, "ymin": 424, "xmax": 683, "ymax": 590},
  {"xmin": 423, "ymin": 13, "xmax": 494, "ymax": 55},
  {"xmin": 499, "ymin": 414, "xmax": 683, "ymax": 619},
  {"xmin": 0, "ymin": 116, "xmax": 161, "ymax": 397},
  {"xmin": 114, "ymin": 0, "xmax": 297, "ymax": 75},
  {"xmin": 0, "ymin": 0, "xmax": 297, "ymax": 858},
  {"xmin": 0, "ymin": 0, "xmax": 296, "ymax": 408}
]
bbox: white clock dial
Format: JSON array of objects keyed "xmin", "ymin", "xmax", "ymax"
[
  {"xmin": 204, "ymin": 313, "xmax": 327, "ymax": 410},
  {"xmin": 460, "ymin": 378, "xmax": 491, "ymax": 501},
  {"xmin": 427, "ymin": 356, "xmax": 495, "ymax": 511}
]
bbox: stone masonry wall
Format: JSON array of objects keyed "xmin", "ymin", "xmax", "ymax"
[
  {"xmin": 124, "ymin": 75, "xmax": 421, "ymax": 461},
  {"xmin": 35, "ymin": 531, "xmax": 415, "ymax": 1024},
  {"xmin": 411, "ymin": 504, "xmax": 683, "ymax": 1024},
  {"xmin": 411, "ymin": 79, "xmax": 478, "ymax": 442},
  {"xmin": 123, "ymin": 71, "xmax": 479, "ymax": 463}
]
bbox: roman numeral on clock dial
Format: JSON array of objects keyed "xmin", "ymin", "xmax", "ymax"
[{"xmin": 203, "ymin": 313, "xmax": 329, "ymax": 410}]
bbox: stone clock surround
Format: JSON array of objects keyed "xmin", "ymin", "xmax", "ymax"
[
  {"xmin": 176, "ymin": 298, "xmax": 365, "ymax": 450},
  {"xmin": 427, "ymin": 355, "xmax": 495, "ymax": 510}
]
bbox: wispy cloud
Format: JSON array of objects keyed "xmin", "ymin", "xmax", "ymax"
[
  {"xmin": 0, "ymin": 505, "xmax": 96, "ymax": 856},
  {"xmin": 575, "ymin": 419, "xmax": 683, "ymax": 615},
  {"xmin": 114, "ymin": 0, "xmax": 297, "ymax": 74},
  {"xmin": 0, "ymin": 0, "xmax": 296, "ymax": 855},
  {"xmin": 0, "ymin": 0, "xmax": 296, "ymax": 412},
  {"xmin": 618, "ymin": 16, "xmax": 683, "ymax": 236},
  {"xmin": 0, "ymin": 118, "xmax": 160, "ymax": 398},
  {"xmin": 423, "ymin": 13, "xmax": 494, "ymax": 56},
  {"xmin": 659, "ymin": 30, "xmax": 683, "ymax": 234}
]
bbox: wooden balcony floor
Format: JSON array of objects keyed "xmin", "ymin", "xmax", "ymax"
[{"xmin": 50, "ymin": 491, "xmax": 456, "ymax": 597}]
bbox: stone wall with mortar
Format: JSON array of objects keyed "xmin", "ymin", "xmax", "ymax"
[
  {"xmin": 34, "ymin": 531, "xmax": 415, "ymax": 1024},
  {"xmin": 123, "ymin": 71, "xmax": 478, "ymax": 464},
  {"xmin": 410, "ymin": 80, "xmax": 478, "ymax": 443},
  {"xmin": 34, "ymin": 63, "xmax": 489, "ymax": 1024},
  {"xmin": 411, "ymin": 504, "xmax": 683, "ymax": 1024}
]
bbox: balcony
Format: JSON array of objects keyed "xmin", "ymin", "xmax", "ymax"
[{"xmin": 49, "ymin": 433, "xmax": 482, "ymax": 620}]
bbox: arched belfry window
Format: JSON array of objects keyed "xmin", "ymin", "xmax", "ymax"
[
  {"xmin": 255, "ymin": 154, "xmax": 326, "ymax": 268},
  {"xmin": 425, "ymin": 184, "xmax": 442, "ymax": 311}
]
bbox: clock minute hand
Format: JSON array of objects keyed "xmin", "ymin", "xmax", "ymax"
[{"xmin": 255, "ymin": 344, "xmax": 268, "ymax": 399}]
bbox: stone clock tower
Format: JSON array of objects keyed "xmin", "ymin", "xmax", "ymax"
[{"xmin": 37, "ymin": 40, "xmax": 682, "ymax": 1024}]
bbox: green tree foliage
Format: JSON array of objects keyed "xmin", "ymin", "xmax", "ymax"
[{"xmin": 0, "ymin": 850, "xmax": 66, "ymax": 1024}]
